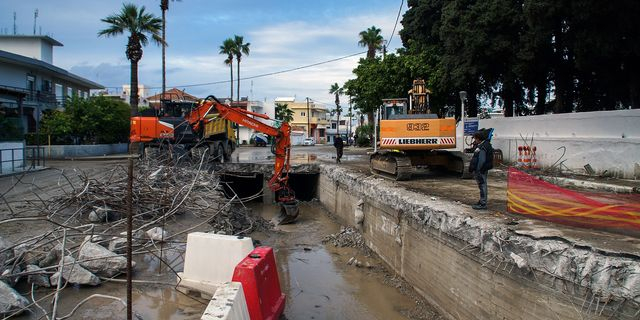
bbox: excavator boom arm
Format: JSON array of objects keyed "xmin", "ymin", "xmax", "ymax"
[{"xmin": 199, "ymin": 96, "xmax": 293, "ymax": 200}]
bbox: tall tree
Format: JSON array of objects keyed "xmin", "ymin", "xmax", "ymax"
[
  {"xmin": 275, "ymin": 103, "xmax": 294, "ymax": 123},
  {"xmin": 99, "ymin": 3, "xmax": 163, "ymax": 115},
  {"xmin": 232, "ymin": 35, "xmax": 250, "ymax": 103},
  {"xmin": 329, "ymin": 83, "xmax": 344, "ymax": 135},
  {"xmin": 219, "ymin": 38, "xmax": 235, "ymax": 101},
  {"xmin": 357, "ymin": 26, "xmax": 384, "ymax": 125},
  {"xmin": 358, "ymin": 26, "xmax": 384, "ymax": 59}
]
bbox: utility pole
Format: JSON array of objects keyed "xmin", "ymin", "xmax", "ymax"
[
  {"xmin": 348, "ymin": 97, "xmax": 352, "ymax": 144},
  {"xmin": 306, "ymin": 97, "xmax": 310, "ymax": 138},
  {"xmin": 13, "ymin": 12, "xmax": 16, "ymax": 35}
]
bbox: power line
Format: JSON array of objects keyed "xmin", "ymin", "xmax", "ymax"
[
  {"xmin": 102, "ymin": 51, "xmax": 367, "ymax": 90},
  {"xmin": 387, "ymin": 0, "xmax": 404, "ymax": 47}
]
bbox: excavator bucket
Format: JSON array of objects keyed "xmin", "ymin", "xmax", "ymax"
[{"xmin": 273, "ymin": 201, "xmax": 299, "ymax": 225}]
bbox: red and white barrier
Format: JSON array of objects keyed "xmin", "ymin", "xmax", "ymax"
[{"xmin": 232, "ymin": 247, "xmax": 286, "ymax": 320}]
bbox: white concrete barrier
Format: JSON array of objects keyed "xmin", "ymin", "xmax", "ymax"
[
  {"xmin": 480, "ymin": 109, "xmax": 640, "ymax": 179},
  {"xmin": 201, "ymin": 282, "xmax": 250, "ymax": 320},
  {"xmin": 177, "ymin": 233, "xmax": 254, "ymax": 297}
]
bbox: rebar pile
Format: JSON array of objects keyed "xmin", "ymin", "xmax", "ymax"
[{"xmin": 0, "ymin": 151, "xmax": 270, "ymax": 318}]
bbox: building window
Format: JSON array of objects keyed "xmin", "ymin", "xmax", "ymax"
[
  {"xmin": 55, "ymin": 84, "xmax": 63, "ymax": 104},
  {"xmin": 300, "ymin": 112, "xmax": 306, "ymax": 117},
  {"xmin": 27, "ymin": 75, "xmax": 35, "ymax": 92},
  {"xmin": 331, "ymin": 123, "xmax": 337, "ymax": 129},
  {"xmin": 42, "ymin": 80, "xmax": 51, "ymax": 93},
  {"xmin": 319, "ymin": 128, "xmax": 325, "ymax": 137},
  {"xmin": 67, "ymin": 87, "xmax": 73, "ymax": 97},
  {"xmin": 339, "ymin": 120, "xmax": 346, "ymax": 125}
]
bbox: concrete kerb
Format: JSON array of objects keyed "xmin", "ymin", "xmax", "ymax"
[
  {"xmin": 0, "ymin": 166, "xmax": 49, "ymax": 178},
  {"xmin": 318, "ymin": 164, "xmax": 640, "ymax": 316}
]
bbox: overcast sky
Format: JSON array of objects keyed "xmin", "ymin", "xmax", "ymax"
[{"xmin": 1, "ymin": 0, "xmax": 407, "ymax": 108}]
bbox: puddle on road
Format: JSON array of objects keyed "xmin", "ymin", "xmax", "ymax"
[
  {"xmin": 16, "ymin": 202, "xmax": 418, "ymax": 320},
  {"xmin": 258, "ymin": 202, "xmax": 418, "ymax": 320}
]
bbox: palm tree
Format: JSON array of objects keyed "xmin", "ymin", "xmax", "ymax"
[
  {"xmin": 232, "ymin": 35, "xmax": 250, "ymax": 102},
  {"xmin": 219, "ymin": 38, "xmax": 235, "ymax": 102},
  {"xmin": 329, "ymin": 83, "xmax": 344, "ymax": 136},
  {"xmin": 358, "ymin": 26, "xmax": 384, "ymax": 60},
  {"xmin": 358, "ymin": 26, "xmax": 384, "ymax": 136},
  {"xmin": 99, "ymin": 3, "xmax": 163, "ymax": 115},
  {"xmin": 275, "ymin": 103, "xmax": 294, "ymax": 123}
]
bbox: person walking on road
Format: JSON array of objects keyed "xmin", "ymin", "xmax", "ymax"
[
  {"xmin": 469, "ymin": 130, "xmax": 494, "ymax": 210},
  {"xmin": 334, "ymin": 136, "xmax": 344, "ymax": 163}
]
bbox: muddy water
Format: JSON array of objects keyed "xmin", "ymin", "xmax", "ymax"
[
  {"xmin": 15, "ymin": 201, "xmax": 418, "ymax": 320},
  {"xmin": 257, "ymin": 202, "xmax": 417, "ymax": 320}
]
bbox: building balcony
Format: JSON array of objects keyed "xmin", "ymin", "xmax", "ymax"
[{"xmin": 0, "ymin": 85, "xmax": 57, "ymax": 105}]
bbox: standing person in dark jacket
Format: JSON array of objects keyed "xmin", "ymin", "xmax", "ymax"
[
  {"xmin": 334, "ymin": 136, "xmax": 344, "ymax": 163},
  {"xmin": 469, "ymin": 131, "xmax": 493, "ymax": 209}
]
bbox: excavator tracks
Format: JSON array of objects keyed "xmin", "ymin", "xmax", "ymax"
[{"xmin": 370, "ymin": 152, "xmax": 413, "ymax": 181}]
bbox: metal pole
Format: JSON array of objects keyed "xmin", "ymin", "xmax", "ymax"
[
  {"xmin": 459, "ymin": 91, "xmax": 467, "ymax": 152},
  {"xmin": 374, "ymin": 106, "xmax": 379, "ymax": 152},
  {"xmin": 306, "ymin": 97, "xmax": 310, "ymax": 138},
  {"xmin": 35, "ymin": 105, "xmax": 40, "ymax": 167},
  {"xmin": 126, "ymin": 156, "xmax": 133, "ymax": 320}
]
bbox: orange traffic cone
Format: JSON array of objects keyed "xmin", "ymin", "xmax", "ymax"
[
  {"xmin": 517, "ymin": 146, "xmax": 523, "ymax": 167},
  {"xmin": 531, "ymin": 146, "xmax": 540, "ymax": 169},
  {"xmin": 522, "ymin": 146, "xmax": 531, "ymax": 169}
]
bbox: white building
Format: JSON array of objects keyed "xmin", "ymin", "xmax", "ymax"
[
  {"xmin": 0, "ymin": 35, "xmax": 103, "ymax": 134},
  {"xmin": 326, "ymin": 113, "xmax": 358, "ymax": 145}
]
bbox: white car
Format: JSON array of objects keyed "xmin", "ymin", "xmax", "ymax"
[{"xmin": 302, "ymin": 138, "xmax": 315, "ymax": 146}]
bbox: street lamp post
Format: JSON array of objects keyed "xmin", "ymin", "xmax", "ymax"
[
  {"xmin": 306, "ymin": 97, "xmax": 310, "ymax": 139},
  {"xmin": 459, "ymin": 91, "xmax": 467, "ymax": 151}
]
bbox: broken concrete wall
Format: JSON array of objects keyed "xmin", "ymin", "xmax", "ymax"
[
  {"xmin": 480, "ymin": 109, "xmax": 640, "ymax": 179},
  {"xmin": 318, "ymin": 164, "xmax": 640, "ymax": 319}
]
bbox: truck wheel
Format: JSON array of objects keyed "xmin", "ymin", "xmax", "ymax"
[
  {"xmin": 224, "ymin": 142, "xmax": 233, "ymax": 161},
  {"xmin": 216, "ymin": 142, "xmax": 225, "ymax": 163},
  {"xmin": 138, "ymin": 143, "xmax": 146, "ymax": 159}
]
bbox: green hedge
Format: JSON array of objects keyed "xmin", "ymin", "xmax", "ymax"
[{"xmin": 33, "ymin": 96, "xmax": 130, "ymax": 145}]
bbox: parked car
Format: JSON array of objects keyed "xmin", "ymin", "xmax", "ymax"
[{"xmin": 302, "ymin": 138, "xmax": 315, "ymax": 146}]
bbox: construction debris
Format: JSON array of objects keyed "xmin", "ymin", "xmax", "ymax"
[
  {"xmin": 78, "ymin": 241, "xmax": 129, "ymax": 278},
  {"xmin": 209, "ymin": 205, "xmax": 273, "ymax": 236},
  {"xmin": 0, "ymin": 280, "xmax": 29, "ymax": 316},
  {"xmin": 322, "ymin": 226, "xmax": 366, "ymax": 249},
  {"xmin": 0, "ymin": 152, "xmax": 259, "ymax": 317},
  {"xmin": 50, "ymin": 256, "xmax": 101, "ymax": 286}
]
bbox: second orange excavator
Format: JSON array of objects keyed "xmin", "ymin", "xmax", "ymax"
[{"xmin": 131, "ymin": 95, "xmax": 299, "ymax": 224}]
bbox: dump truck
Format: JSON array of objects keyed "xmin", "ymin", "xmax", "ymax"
[{"xmin": 130, "ymin": 100, "xmax": 236, "ymax": 162}]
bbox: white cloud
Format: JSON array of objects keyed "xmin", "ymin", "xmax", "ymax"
[{"xmin": 12, "ymin": 0, "xmax": 408, "ymax": 109}]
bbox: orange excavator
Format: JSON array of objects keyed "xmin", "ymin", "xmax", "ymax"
[{"xmin": 130, "ymin": 95, "xmax": 299, "ymax": 224}]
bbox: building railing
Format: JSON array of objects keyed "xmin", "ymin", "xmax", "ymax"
[
  {"xmin": 0, "ymin": 84, "xmax": 58, "ymax": 104},
  {"xmin": 0, "ymin": 146, "xmax": 46, "ymax": 175}
]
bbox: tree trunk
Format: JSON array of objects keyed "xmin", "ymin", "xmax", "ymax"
[
  {"xmin": 503, "ymin": 83, "xmax": 513, "ymax": 117},
  {"xmin": 229, "ymin": 61, "xmax": 233, "ymax": 102},
  {"xmin": 236, "ymin": 60, "xmax": 241, "ymax": 103},
  {"xmin": 130, "ymin": 60, "xmax": 139, "ymax": 116},
  {"xmin": 162, "ymin": 8, "xmax": 166, "ymax": 106},
  {"xmin": 630, "ymin": 59, "xmax": 639, "ymax": 109},
  {"xmin": 367, "ymin": 111, "xmax": 374, "ymax": 145},
  {"xmin": 535, "ymin": 80, "xmax": 547, "ymax": 115},
  {"xmin": 337, "ymin": 113, "xmax": 340, "ymax": 136}
]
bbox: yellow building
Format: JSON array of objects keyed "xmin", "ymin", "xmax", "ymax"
[{"xmin": 275, "ymin": 97, "xmax": 329, "ymax": 143}]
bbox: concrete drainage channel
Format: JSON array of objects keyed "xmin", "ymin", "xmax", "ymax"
[{"xmin": 216, "ymin": 162, "xmax": 640, "ymax": 320}]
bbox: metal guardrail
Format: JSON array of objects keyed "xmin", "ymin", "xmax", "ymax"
[{"xmin": 0, "ymin": 146, "xmax": 46, "ymax": 175}]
